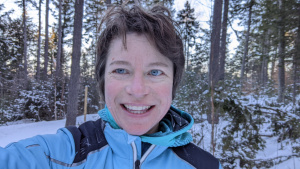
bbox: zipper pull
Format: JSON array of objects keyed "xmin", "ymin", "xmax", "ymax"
[{"xmin": 135, "ymin": 160, "xmax": 140, "ymax": 169}]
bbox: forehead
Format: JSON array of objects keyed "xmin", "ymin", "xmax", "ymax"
[{"xmin": 106, "ymin": 33, "xmax": 173, "ymax": 66}]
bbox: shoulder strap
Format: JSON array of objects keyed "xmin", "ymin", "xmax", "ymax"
[
  {"xmin": 66, "ymin": 119, "xmax": 108, "ymax": 163},
  {"xmin": 172, "ymin": 143, "xmax": 219, "ymax": 169}
]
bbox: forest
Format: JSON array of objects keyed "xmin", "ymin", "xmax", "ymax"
[{"xmin": 0, "ymin": 0, "xmax": 299, "ymax": 168}]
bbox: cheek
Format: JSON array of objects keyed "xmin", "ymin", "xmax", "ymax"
[
  {"xmin": 155, "ymin": 83, "xmax": 173, "ymax": 101},
  {"xmin": 104, "ymin": 78, "xmax": 118, "ymax": 103}
]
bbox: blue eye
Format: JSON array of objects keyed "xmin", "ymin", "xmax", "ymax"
[
  {"xmin": 115, "ymin": 69, "xmax": 127, "ymax": 74},
  {"xmin": 150, "ymin": 70, "xmax": 162, "ymax": 76}
]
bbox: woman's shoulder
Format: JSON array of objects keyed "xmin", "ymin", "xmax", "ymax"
[
  {"xmin": 65, "ymin": 119, "xmax": 108, "ymax": 163},
  {"xmin": 171, "ymin": 143, "xmax": 221, "ymax": 169}
]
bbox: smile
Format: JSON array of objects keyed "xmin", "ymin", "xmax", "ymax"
[{"xmin": 123, "ymin": 104, "xmax": 153, "ymax": 114}]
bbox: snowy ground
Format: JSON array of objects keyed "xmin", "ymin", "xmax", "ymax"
[
  {"xmin": 0, "ymin": 114, "xmax": 299, "ymax": 169},
  {"xmin": 0, "ymin": 114, "xmax": 100, "ymax": 147},
  {"xmin": 192, "ymin": 121, "xmax": 300, "ymax": 169}
]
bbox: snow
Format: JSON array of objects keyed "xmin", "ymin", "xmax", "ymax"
[
  {"xmin": 191, "ymin": 113, "xmax": 300, "ymax": 169},
  {"xmin": 0, "ymin": 114, "xmax": 99, "ymax": 147}
]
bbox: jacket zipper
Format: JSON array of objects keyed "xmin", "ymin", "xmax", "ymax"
[
  {"xmin": 135, "ymin": 160, "xmax": 141, "ymax": 169},
  {"xmin": 131, "ymin": 142, "xmax": 138, "ymax": 169},
  {"xmin": 131, "ymin": 142, "xmax": 156, "ymax": 169}
]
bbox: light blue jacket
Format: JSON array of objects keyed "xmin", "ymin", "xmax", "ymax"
[{"xmin": 0, "ymin": 106, "xmax": 222, "ymax": 169}]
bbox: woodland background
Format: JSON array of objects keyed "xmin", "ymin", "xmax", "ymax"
[{"xmin": 0, "ymin": 0, "xmax": 299, "ymax": 168}]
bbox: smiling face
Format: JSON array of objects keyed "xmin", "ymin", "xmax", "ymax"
[{"xmin": 104, "ymin": 33, "xmax": 174, "ymax": 135}]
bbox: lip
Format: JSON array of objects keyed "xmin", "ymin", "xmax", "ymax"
[{"xmin": 121, "ymin": 104, "xmax": 155, "ymax": 117}]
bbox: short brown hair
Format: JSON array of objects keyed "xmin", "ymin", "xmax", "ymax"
[{"xmin": 96, "ymin": 5, "xmax": 184, "ymax": 100}]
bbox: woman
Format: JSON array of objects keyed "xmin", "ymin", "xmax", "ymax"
[{"xmin": 0, "ymin": 5, "xmax": 222, "ymax": 169}]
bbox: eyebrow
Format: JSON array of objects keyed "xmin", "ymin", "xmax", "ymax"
[
  {"xmin": 147, "ymin": 62, "xmax": 170, "ymax": 68},
  {"xmin": 109, "ymin": 60, "xmax": 170, "ymax": 68},
  {"xmin": 109, "ymin": 60, "xmax": 131, "ymax": 66}
]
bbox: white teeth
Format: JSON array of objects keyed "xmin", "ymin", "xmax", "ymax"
[{"xmin": 124, "ymin": 105, "xmax": 151, "ymax": 114}]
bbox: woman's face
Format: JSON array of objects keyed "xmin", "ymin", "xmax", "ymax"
[{"xmin": 104, "ymin": 33, "xmax": 173, "ymax": 135}]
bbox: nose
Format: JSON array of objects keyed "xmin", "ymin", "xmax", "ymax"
[{"xmin": 125, "ymin": 74, "xmax": 150, "ymax": 98}]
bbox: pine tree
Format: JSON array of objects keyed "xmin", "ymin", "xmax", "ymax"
[
  {"xmin": 43, "ymin": 0, "xmax": 50, "ymax": 80},
  {"xmin": 66, "ymin": 0, "xmax": 85, "ymax": 127},
  {"xmin": 37, "ymin": 0, "xmax": 43, "ymax": 81},
  {"xmin": 56, "ymin": 0, "xmax": 62, "ymax": 79},
  {"xmin": 209, "ymin": 0, "xmax": 223, "ymax": 155},
  {"xmin": 277, "ymin": 0, "xmax": 286, "ymax": 102},
  {"xmin": 190, "ymin": 28, "xmax": 210, "ymax": 73},
  {"xmin": 177, "ymin": 1, "xmax": 199, "ymax": 70},
  {"xmin": 240, "ymin": 0, "xmax": 255, "ymax": 91},
  {"xmin": 293, "ymin": 1, "xmax": 300, "ymax": 106},
  {"xmin": 51, "ymin": 0, "xmax": 74, "ymax": 71},
  {"xmin": 52, "ymin": 0, "xmax": 74, "ymax": 118},
  {"xmin": 14, "ymin": 0, "xmax": 35, "ymax": 83},
  {"xmin": 22, "ymin": 0, "xmax": 28, "ymax": 79},
  {"xmin": 219, "ymin": 0, "xmax": 229, "ymax": 81},
  {"xmin": 0, "ymin": 5, "xmax": 14, "ymax": 110}
]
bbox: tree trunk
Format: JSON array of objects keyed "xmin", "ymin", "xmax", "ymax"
[
  {"xmin": 209, "ymin": 0, "xmax": 223, "ymax": 155},
  {"xmin": 219, "ymin": 0, "xmax": 229, "ymax": 81},
  {"xmin": 271, "ymin": 51, "xmax": 277, "ymax": 79},
  {"xmin": 277, "ymin": 0, "xmax": 285, "ymax": 103},
  {"xmin": 36, "ymin": 0, "xmax": 42, "ymax": 81},
  {"xmin": 240, "ymin": 0, "xmax": 254, "ymax": 91},
  {"xmin": 65, "ymin": 0, "xmax": 84, "ymax": 127},
  {"xmin": 55, "ymin": 0, "xmax": 63, "ymax": 121},
  {"xmin": 60, "ymin": 78, "xmax": 66, "ymax": 118},
  {"xmin": 209, "ymin": 0, "xmax": 222, "ymax": 89},
  {"xmin": 293, "ymin": 3, "xmax": 300, "ymax": 105},
  {"xmin": 261, "ymin": 30, "xmax": 270, "ymax": 88},
  {"xmin": 43, "ymin": 0, "xmax": 50, "ymax": 80},
  {"xmin": 185, "ymin": 31, "xmax": 188, "ymax": 69},
  {"xmin": 105, "ymin": 0, "xmax": 112, "ymax": 8},
  {"xmin": 56, "ymin": 0, "xmax": 63, "ymax": 79},
  {"xmin": 187, "ymin": 35, "xmax": 190, "ymax": 70},
  {"xmin": 22, "ymin": 0, "xmax": 28, "ymax": 78},
  {"xmin": 133, "ymin": 0, "xmax": 140, "ymax": 6}
]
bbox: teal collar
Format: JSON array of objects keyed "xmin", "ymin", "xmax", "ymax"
[
  {"xmin": 98, "ymin": 105, "xmax": 194, "ymax": 147},
  {"xmin": 98, "ymin": 105, "xmax": 120, "ymax": 130}
]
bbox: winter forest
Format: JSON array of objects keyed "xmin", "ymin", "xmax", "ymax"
[{"xmin": 0, "ymin": 0, "xmax": 299, "ymax": 168}]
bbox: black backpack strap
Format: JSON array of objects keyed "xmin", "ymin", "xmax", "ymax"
[
  {"xmin": 66, "ymin": 119, "xmax": 108, "ymax": 163},
  {"xmin": 172, "ymin": 143, "xmax": 220, "ymax": 169}
]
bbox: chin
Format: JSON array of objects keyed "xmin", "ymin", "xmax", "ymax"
[
  {"xmin": 126, "ymin": 129, "xmax": 148, "ymax": 136},
  {"xmin": 126, "ymin": 124, "xmax": 158, "ymax": 136},
  {"xmin": 124, "ymin": 126, "xmax": 150, "ymax": 136}
]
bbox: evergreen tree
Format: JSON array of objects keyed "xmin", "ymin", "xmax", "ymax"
[
  {"xmin": 240, "ymin": 0, "xmax": 255, "ymax": 91},
  {"xmin": 219, "ymin": 0, "xmax": 229, "ymax": 81},
  {"xmin": 43, "ymin": 0, "xmax": 50, "ymax": 80},
  {"xmin": 14, "ymin": 0, "xmax": 37, "ymax": 83},
  {"xmin": 22, "ymin": 0, "xmax": 28, "ymax": 79},
  {"xmin": 176, "ymin": 1, "xmax": 199, "ymax": 70},
  {"xmin": 52, "ymin": 0, "xmax": 74, "ymax": 118},
  {"xmin": 190, "ymin": 28, "xmax": 210, "ymax": 73},
  {"xmin": 277, "ymin": 0, "xmax": 286, "ymax": 103},
  {"xmin": 0, "ymin": 5, "xmax": 14, "ymax": 113},
  {"xmin": 293, "ymin": 1, "xmax": 300, "ymax": 106},
  {"xmin": 56, "ymin": 0, "xmax": 63, "ymax": 79},
  {"xmin": 52, "ymin": 0, "xmax": 74, "ymax": 73},
  {"xmin": 209, "ymin": 0, "xmax": 223, "ymax": 155},
  {"xmin": 66, "ymin": 0, "xmax": 85, "ymax": 127},
  {"xmin": 36, "ymin": 0, "xmax": 43, "ymax": 80}
]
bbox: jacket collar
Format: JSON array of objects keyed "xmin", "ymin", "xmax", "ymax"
[
  {"xmin": 98, "ymin": 105, "xmax": 194, "ymax": 147},
  {"xmin": 140, "ymin": 106, "xmax": 194, "ymax": 147}
]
